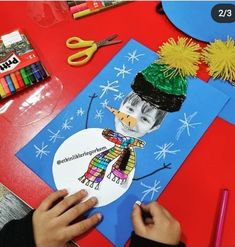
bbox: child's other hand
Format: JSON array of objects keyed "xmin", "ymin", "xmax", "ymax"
[
  {"xmin": 32, "ymin": 189, "xmax": 101, "ymax": 247},
  {"xmin": 132, "ymin": 201, "xmax": 181, "ymax": 245}
]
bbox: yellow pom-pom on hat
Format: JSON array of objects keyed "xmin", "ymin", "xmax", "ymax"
[
  {"xmin": 202, "ymin": 37, "xmax": 235, "ymax": 84},
  {"xmin": 157, "ymin": 37, "xmax": 201, "ymax": 78}
]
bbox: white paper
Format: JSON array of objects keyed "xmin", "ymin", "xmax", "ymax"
[{"xmin": 2, "ymin": 31, "xmax": 22, "ymax": 47}]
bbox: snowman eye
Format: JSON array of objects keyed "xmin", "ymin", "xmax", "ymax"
[{"xmin": 126, "ymin": 106, "xmax": 134, "ymax": 112}]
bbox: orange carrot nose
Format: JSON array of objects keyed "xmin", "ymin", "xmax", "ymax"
[{"xmin": 106, "ymin": 105, "xmax": 137, "ymax": 128}]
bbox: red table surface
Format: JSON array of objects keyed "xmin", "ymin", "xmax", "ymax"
[{"xmin": 0, "ymin": 2, "xmax": 234, "ymax": 247}]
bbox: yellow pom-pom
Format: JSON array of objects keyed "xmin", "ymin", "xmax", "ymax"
[
  {"xmin": 202, "ymin": 37, "xmax": 235, "ymax": 83},
  {"xmin": 157, "ymin": 37, "xmax": 201, "ymax": 78}
]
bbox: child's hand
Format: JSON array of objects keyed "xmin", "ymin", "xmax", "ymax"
[
  {"xmin": 132, "ymin": 201, "xmax": 181, "ymax": 245},
  {"xmin": 32, "ymin": 189, "xmax": 101, "ymax": 247}
]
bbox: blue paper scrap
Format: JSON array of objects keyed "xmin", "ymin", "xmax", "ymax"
[
  {"xmin": 208, "ymin": 78, "xmax": 235, "ymax": 125},
  {"xmin": 163, "ymin": 1, "xmax": 235, "ymax": 42}
]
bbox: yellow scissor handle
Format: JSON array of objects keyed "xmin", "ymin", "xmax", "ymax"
[
  {"xmin": 66, "ymin": 37, "xmax": 95, "ymax": 49},
  {"xmin": 67, "ymin": 43, "xmax": 98, "ymax": 66}
]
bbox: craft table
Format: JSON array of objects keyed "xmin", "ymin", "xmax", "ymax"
[{"xmin": 0, "ymin": 1, "xmax": 234, "ymax": 246}]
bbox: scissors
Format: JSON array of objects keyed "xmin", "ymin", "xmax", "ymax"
[{"xmin": 66, "ymin": 34, "xmax": 121, "ymax": 66}]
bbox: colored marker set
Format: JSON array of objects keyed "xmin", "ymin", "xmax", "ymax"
[
  {"xmin": 67, "ymin": 1, "xmax": 126, "ymax": 19},
  {"xmin": 0, "ymin": 30, "xmax": 49, "ymax": 100},
  {"xmin": 0, "ymin": 62, "xmax": 48, "ymax": 99}
]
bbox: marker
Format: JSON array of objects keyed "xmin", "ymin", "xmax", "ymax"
[
  {"xmin": 214, "ymin": 189, "xmax": 229, "ymax": 247},
  {"xmin": 31, "ymin": 63, "xmax": 43, "ymax": 81},
  {"xmin": 0, "ymin": 78, "xmax": 11, "ymax": 96},
  {"xmin": 73, "ymin": 8, "xmax": 100, "ymax": 19},
  {"xmin": 5, "ymin": 75, "xmax": 16, "ymax": 93},
  {"xmin": 87, "ymin": 1, "xmax": 104, "ymax": 10},
  {"xmin": 67, "ymin": 1, "xmax": 77, "ymax": 7},
  {"xmin": 134, "ymin": 201, "xmax": 154, "ymax": 224},
  {"xmin": 20, "ymin": 68, "xmax": 31, "ymax": 87},
  {"xmin": 35, "ymin": 62, "xmax": 49, "ymax": 79},
  {"xmin": 103, "ymin": 1, "xmax": 117, "ymax": 7},
  {"xmin": 70, "ymin": 3, "xmax": 88, "ymax": 14},
  {"xmin": 25, "ymin": 66, "xmax": 37, "ymax": 83},
  {"xmin": 15, "ymin": 71, "xmax": 26, "ymax": 88},
  {"xmin": 10, "ymin": 72, "xmax": 20, "ymax": 90},
  {"xmin": 0, "ymin": 81, "xmax": 6, "ymax": 98},
  {"xmin": 67, "ymin": 1, "xmax": 85, "ymax": 7}
]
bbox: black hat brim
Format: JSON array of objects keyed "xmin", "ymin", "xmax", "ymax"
[{"xmin": 131, "ymin": 73, "xmax": 186, "ymax": 112}]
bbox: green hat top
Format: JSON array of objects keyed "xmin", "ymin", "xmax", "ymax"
[
  {"xmin": 142, "ymin": 63, "xmax": 187, "ymax": 96},
  {"xmin": 131, "ymin": 37, "xmax": 201, "ymax": 112}
]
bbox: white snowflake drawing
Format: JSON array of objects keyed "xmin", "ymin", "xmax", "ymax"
[
  {"xmin": 125, "ymin": 50, "xmax": 144, "ymax": 64},
  {"xmin": 100, "ymin": 99, "xmax": 109, "ymax": 108},
  {"xmin": 99, "ymin": 80, "xmax": 119, "ymax": 98},
  {"xmin": 34, "ymin": 142, "xmax": 50, "ymax": 159},
  {"xmin": 114, "ymin": 64, "xmax": 132, "ymax": 79},
  {"xmin": 95, "ymin": 109, "xmax": 104, "ymax": 122},
  {"xmin": 48, "ymin": 129, "xmax": 64, "ymax": 143},
  {"xmin": 154, "ymin": 142, "xmax": 180, "ymax": 160},
  {"xmin": 140, "ymin": 180, "xmax": 161, "ymax": 202},
  {"xmin": 176, "ymin": 112, "xmax": 201, "ymax": 140},
  {"xmin": 76, "ymin": 107, "xmax": 85, "ymax": 117},
  {"xmin": 61, "ymin": 119, "xmax": 72, "ymax": 130},
  {"xmin": 114, "ymin": 92, "xmax": 125, "ymax": 101}
]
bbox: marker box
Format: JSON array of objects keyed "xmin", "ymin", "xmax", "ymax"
[
  {"xmin": 0, "ymin": 30, "xmax": 49, "ymax": 100},
  {"xmin": 67, "ymin": 0, "xmax": 126, "ymax": 20}
]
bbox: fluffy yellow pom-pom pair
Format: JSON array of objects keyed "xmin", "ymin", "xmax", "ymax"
[{"xmin": 157, "ymin": 37, "xmax": 235, "ymax": 84}]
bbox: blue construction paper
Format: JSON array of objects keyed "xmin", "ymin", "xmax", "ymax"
[
  {"xmin": 162, "ymin": 1, "xmax": 235, "ymax": 42},
  {"xmin": 208, "ymin": 78, "xmax": 235, "ymax": 125},
  {"xmin": 16, "ymin": 40, "xmax": 228, "ymax": 247}
]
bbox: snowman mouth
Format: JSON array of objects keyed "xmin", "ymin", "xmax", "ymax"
[{"xmin": 120, "ymin": 121, "xmax": 137, "ymax": 133}]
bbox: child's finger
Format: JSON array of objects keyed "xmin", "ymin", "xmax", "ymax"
[
  {"xmin": 159, "ymin": 205, "xmax": 174, "ymax": 220},
  {"xmin": 141, "ymin": 201, "xmax": 163, "ymax": 221},
  {"xmin": 144, "ymin": 217, "xmax": 154, "ymax": 225},
  {"xmin": 131, "ymin": 203, "xmax": 146, "ymax": 233},
  {"xmin": 60, "ymin": 197, "xmax": 98, "ymax": 224},
  {"xmin": 38, "ymin": 189, "xmax": 68, "ymax": 212},
  {"xmin": 67, "ymin": 213, "xmax": 102, "ymax": 239},
  {"xmin": 49, "ymin": 189, "xmax": 87, "ymax": 217}
]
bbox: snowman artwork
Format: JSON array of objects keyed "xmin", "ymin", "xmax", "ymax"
[{"xmin": 53, "ymin": 38, "xmax": 199, "ymax": 206}]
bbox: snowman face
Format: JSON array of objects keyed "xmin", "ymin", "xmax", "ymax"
[{"xmin": 115, "ymin": 92, "xmax": 164, "ymax": 138}]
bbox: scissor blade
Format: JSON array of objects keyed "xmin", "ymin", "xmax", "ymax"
[
  {"xmin": 97, "ymin": 34, "xmax": 119, "ymax": 47},
  {"xmin": 105, "ymin": 34, "xmax": 118, "ymax": 41},
  {"xmin": 98, "ymin": 40, "xmax": 122, "ymax": 47}
]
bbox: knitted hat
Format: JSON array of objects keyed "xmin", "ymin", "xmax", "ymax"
[{"xmin": 131, "ymin": 37, "xmax": 201, "ymax": 112}]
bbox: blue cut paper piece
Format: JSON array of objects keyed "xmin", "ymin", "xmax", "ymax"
[
  {"xmin": 162, "ymin": 1, "xmax": 235, "ymax": 42},
  {"xmin": 208, "ymin": 78, "xmax": 235, "ymax": 125},
  {"xmin": 16, "ymin": 39, "xmax": 229, "ymax": 247}
]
